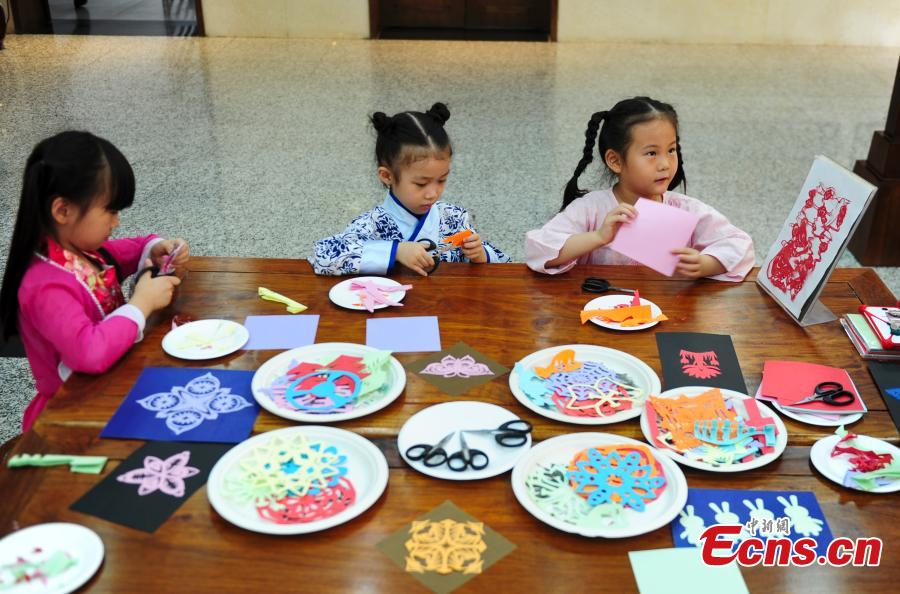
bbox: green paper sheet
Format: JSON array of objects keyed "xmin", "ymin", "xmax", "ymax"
[{"xmin": 628, "ymin": 548, "xmax": 748, "ymax": 594}]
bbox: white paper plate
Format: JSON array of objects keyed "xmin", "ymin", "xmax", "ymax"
[
  {"xmin": 398, "ymin": 401, "xmax": 532, "ymax": 481},
  {"xmin": 511, "ymin": 432, "xmax": 687, "ymax": 538},
  {"xmin": 582, "ymin": 295, "xmax": 663, "ymax": 331},
  {"xmin": 251, "ymin": 342, "xmax": 406, "ymax": 423},
  {"xmin": 772, "ymin": 400, "xmax": 864, "ymax": 427},
  {"xmin": 161, "ymin": 319, "xmax": 249, "ymax": 360},
  {"xmin": 207, "ymin": 426, "xmax": 389, "ymax": 534},
  {"xmin": 328, "ymin": 276, "xmax": 407, "ymax": 311},
  {"xmin": 509, "ymin": 344, "xmax": 661, "ymax": 425},
  {"xmin": 640, "ymin": 386, "xmax": 788, "ymax": 472},
  {"xmin": 810, "ymin": 433, "xmax": 900, "ymax": 494},
  {"xmin": 0, "ymin": 523, "xmax": 104, "ymax": 594}
]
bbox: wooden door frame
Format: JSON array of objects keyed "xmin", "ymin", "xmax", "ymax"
[{"xmin": 368, "ymin": 0, "xmax": 557, "ymax": 40}]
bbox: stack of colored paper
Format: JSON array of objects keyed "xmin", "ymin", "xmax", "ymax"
[
  {"xmin": 840, "ymin": 313, "xmax": 900, "ymax": 361},
  {"xmin": 758, "ymin": 361, "xmax": 867, "ymax": 421}
]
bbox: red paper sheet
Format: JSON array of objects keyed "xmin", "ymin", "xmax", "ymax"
[{"xmin": 760, "ymin": 360, "xmax": 866, "ymax": 413}]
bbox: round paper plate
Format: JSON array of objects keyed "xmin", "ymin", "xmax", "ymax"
[
  {"xmin": 328, "ymin": 276, "xmax": 407, "ymax": 311},
  {"xmin": 771, "ymin": 400, "xmax": 863, "ymax": 427},
  {"xmin": 810, "ymin": 433, "xmax": 900, "ymax": 494},
  {"xmin": 207, "ymin": 426, "xmax": 389, "ymax": 535},
  {"xmin": 640, "ymin": 386, "xmax": 788, "ymax": 473},
  {"xmin": 398, "ymin": 401, "xmax": 532, "ymax": 481},
  {"xmin": 511, "ymin": 432, "xmax": 687, "ymax": 538},
  {"xmin": 162, "ymin": 319, "xmax": 248, "ymax": 360},
  {"xmin": 0, "ymin": 523, "xmax": 104, "ymax": 594},
  {"xmin": 582, "ymin": 295, "xmax": 663, "ymax": 331},
  {"xmin": 509, "ymin": 344, "xmax": 661, "ymax": 425},
  {"xmin": 251, "ymin": 342, "xmax": 406, "ymax": 423}
]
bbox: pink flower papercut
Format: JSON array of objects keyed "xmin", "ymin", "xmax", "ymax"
[
  {"xmin": 116, "ymin": 450, "xmax": 200, "ymax": 497},
  {"xmin": 421, "ymin": 355, "xmax": 494, "ymax": 378}
]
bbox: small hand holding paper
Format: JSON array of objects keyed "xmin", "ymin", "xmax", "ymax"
[
  {"xmin": 132, "ymin": 259, "xmax": 181, "ymax": 315},
  {"xmin": 671, "ymin": 248, "xmax": 725, "ymax": 279},
  {"xmin": 151, "ymin": 238, "xmax": 190, "ymax": 273},
  {"xmin": 597, "ymin": 203, "xmax": 637, "ymax": 245},
  {"xmin": 460, "ymin": 232, "xmax": 487, "ymax": 263}
]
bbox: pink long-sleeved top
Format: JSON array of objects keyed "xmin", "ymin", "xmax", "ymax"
[
  {"xmin": 525, "ymin": 189, "xmax": 755, "ymax": 281},
  {"xmin": 17, "ymin": 235, "xmax": 161, "ymax": 431}
]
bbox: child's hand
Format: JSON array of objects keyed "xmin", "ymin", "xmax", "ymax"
[
  {"xmin": 130, "ymin": 259, "xmax": 182, "ymax": 317},
  {"xmin": 461, "ymin": 232, "xmax": 487, "ymax": 263},
  {"xmin": 396, "ymin": 242, "xmax": 436, "ymax": 276},
  {"xmin": 597, "ymin": 203, "xmax": 637, "ymax": 245},
  {"xmin": 151, "ymin": 239, "xmax": 190, "ymax": 268}
]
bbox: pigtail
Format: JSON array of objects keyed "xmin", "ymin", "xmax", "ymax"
[
  {"xmin": 668, "ymin": 137, "xmax": 687, "ymax": 191},
  {"xmin": 371, "ymin": 112, "xmax": 394, "ymax": 134},
  {"xmin": 425, "ymin": 102, "xmax": 450, "ymax": 125},
  {"xmin": 561, "ymin": 111, "xmax": 606, "ymax": 211}
]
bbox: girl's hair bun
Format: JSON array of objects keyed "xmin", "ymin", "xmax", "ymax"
[
  {"xmin": 371, "ymin": 112, "xmax": 394, "ymax": 134},
  {"xmin": 425, "ymin": 102, "xmax": 450, "ymax": 125}
]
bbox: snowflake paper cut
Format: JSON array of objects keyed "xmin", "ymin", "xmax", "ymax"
[
  {"xmin": 405, "ymin": 519, "xmax": 486, "ymax": 575},
  {"xmin": 566, "ymin": 448, "xmax": 666, "ymax": 512},
  {"xmin": 420, "ymin": 355, "xmax": 493, "ymax": 378},
  {"xmin": 116, "ymin": 450, "xmax": 200, "ymax": 497},
  {"xmin": 136, "ymin": 373, "xmax": 254, "ymax": 435}
]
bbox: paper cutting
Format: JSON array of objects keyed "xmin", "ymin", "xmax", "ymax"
[
  {"xmin": 136, "ymin": 372, "xmax": 255, "ymax": 435},
  {"xmin": 349, "ymin": 279, "xmax": 412, "ymax": 312},
  {"xmin": 421, "ymin": 355, "xmax": 494, "ymax": 378},
  {"xmin": 116, "ymin": 450, "xmax": 200, "ymax": 497},
  {"xmin": 0, "ymin": 549, "xmax": 77, "ymax": 589},
  {"xmin": 405, "ymin": 519, "xmax": 486, "ymax": 575},
  {"xmin": 566, "ymin": 446, "xmax": 666, "ymax": 512},
  {"xmin": 534, "ymin": 349, "xmax": 582, "ymax": 378},
  {"xmin": 258, "ymin": 286, "xmax": 307, "ymax": 313}
]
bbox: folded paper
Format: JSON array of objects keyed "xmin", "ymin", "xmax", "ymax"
[{"xmin": 258, "ymin": 286, "xmax": 307, "ymax": 313}]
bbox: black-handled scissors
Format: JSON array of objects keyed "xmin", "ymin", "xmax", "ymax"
[
  {"xmin": 446, "ymin": 433, "xmax": 489, "ymax": 472},
  {"xmin": 415, "ymin": 238, "xmax": 442, "ymax": 275},
  {"xmin": 461, "ymin": 419, "xmax": 533, "ymax": 447},
  {"xmin": 582, "ymin": 277, "xmax": 635, "ymax": 294},
  {"xmin": 405, "ymin": 431, "xmax": 454, "ymax": 467},
  {"xmin": 793, "ymin": 381, "xmax": 855, "ymax": 406}
]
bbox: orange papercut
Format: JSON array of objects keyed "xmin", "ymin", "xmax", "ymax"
[
  {"xmin": 581, "ymin": 305, "xmax": 650, "ymax": 324},
  {"xmin": 647, "ymin": 388, "xmax": 737, "ymax": 450},
  {"xmin": 534, "ymin": 349, "xmax": 582, "ymax": 378},
  {"xmin": 442, "ymin": 229, "xmax": 473, "ymax": 249},
  {"xmin": 619, "ymin": 314, "xmax": 669, "ymax": 327}
]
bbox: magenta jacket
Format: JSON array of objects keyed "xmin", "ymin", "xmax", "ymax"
[{"xmin": 17, "ymin": 235, "xmax": 161, "ymax": 431}]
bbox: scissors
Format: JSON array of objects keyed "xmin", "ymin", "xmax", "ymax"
[
  {"xmin": 460, "ymin": 419, "xmax": 533, "ymax": 447},
  {"xmin": 405, "ymin": 431, "xmax": 489, "ymax": 472},
  {"xmin": 582, "ymin": 277, "xmax": 635, "ymax": 294},
  {"xmin": 415, "ymin": 239, "xmax": 443, "ymax": 274},
  {"xmin": 792, "ymin": 381, "xmax": 855, "ymax": 406}
]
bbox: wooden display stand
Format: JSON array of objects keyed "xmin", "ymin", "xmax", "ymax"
[{"xmin": 849, "ymin": 56, "xmax": 900, "ymax": 265}]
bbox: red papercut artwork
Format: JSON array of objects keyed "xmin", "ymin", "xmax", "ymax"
[
  {"xmin": 766, "ymin": 183, "xmax": 849, "ymax": 301},
  {"xmin": 679, "ymin": 349, "xmax": 720, "ymax": 379}
]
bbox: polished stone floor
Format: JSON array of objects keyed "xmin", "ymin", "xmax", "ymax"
[{"xmin": 0, "ymin": 35, "xmax": 897, "ymax": 443}]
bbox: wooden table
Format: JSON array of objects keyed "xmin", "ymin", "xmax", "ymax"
[{"xmin": 1, "ymin": 260, "xmax": 897, "ymax": 593}]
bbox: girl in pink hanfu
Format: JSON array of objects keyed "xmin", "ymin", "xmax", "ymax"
[
  {"xmin": 526, "ymin": 97, "xmax": 754, "ymax": 281},
  {"xmin": 0, "ymin": 132, "xmax": 189, "ymax": 431}
]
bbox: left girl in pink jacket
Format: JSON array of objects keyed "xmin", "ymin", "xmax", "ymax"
[{"xmin": 0, "ymin": 131, "xmax": 189, "ymax": 432}]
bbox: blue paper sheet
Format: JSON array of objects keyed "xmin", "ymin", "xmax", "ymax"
[
  {"xmin": 243, "ymin": 314, "xmax": 319, "ymax": 350},
  {"xmin": 671, "ymin": 488, "xmax": 833, "ymax": 555},
  {"xmin": 365, "ymin": 316, "xmax": 441, "ymax": 353},
  {"xmin": 101, "ymin": 367, "xmax": 260, "ymax": 443}
]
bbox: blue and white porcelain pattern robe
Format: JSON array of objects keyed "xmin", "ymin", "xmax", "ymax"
[{"xmin": 311, "ymin": 192, "xmax": 510, "ymax": 276}]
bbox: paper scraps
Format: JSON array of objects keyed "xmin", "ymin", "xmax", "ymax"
[
  {"xmin": 645, "ymin": 388, "xmax": 780, "ymax": 467},
  {"xmin": 223, "ymin": 431, "xmax": 355, "ymax": 525},
  {"xmin": 7, "ymin": 453, "xmax": 108, "ymax": 474},
  {"xmin": 262, "ymin": 351, "xmax": 393, "ymax": 414},
  {"xmin": 517, "ymin": 351, "xmax": 645, "ymax": 419},
  {"xmin": 377, "ymin": 501, "xmax": 515, "ymax": 594},
  {"xmin": 410, "ymin": 342, "xmax": 508, "ymax": 397},
  {"xmin": 830, "ymin": 426, "xmax": 900, "ymax": 490},
  {"xmin": 350, "ymin": 279, "xmax": 412, "ymax": 313},
  {"xmin": 580, "ymin": 304, "xmax": 668, "ymax": 327},
  {"xmin": 441, "ymin": 229, "xmax": 473, "ymax": 250},
  {"xmin": 405, "ymin": 519, "xmax": 486, "ymax": 575},
  {"xmin": 258, "ymin": 286, "xmax": 307, "ymax": 313},
  {"xmin": 526, "ymin": 443, "xmax": 667, "ymax": 528},
  {"xmin": 0, "ymin": 549, "xmax": 77, "ymax": 589}
]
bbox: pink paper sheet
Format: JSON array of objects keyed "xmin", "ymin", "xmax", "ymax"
[{"xmin": 608, "ymin": 198, "xmax": 700, "ymax": 276}]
